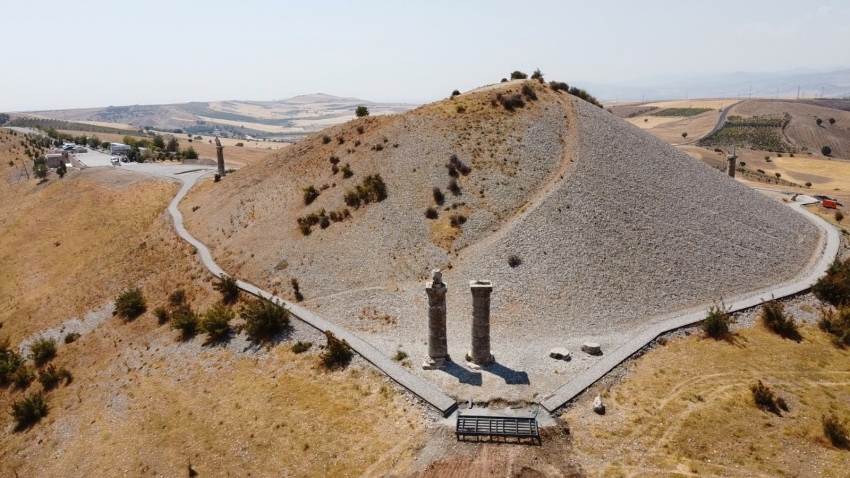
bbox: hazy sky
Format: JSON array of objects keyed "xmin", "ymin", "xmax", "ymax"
[{"xmin": 1, "ymin": 0, "xmax": 848, "ymax": 111}]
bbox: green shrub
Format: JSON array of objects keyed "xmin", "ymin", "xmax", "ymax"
[
  {"xmin": 510, "ymin": 70, "xmax": 528, "ymax": 80},
  {"xmin": 822, "ymin": 146, "xmax": 832, "ymax": 156},
  {"xmin": 702, "ymin": 303, "xmax": 733, "ymax": 339},
  {"xmin": 813, "ymin": 258, "xmax": 850, "ymax": 306},
  {"xmin": 322, "ymin": 135, "xmax": 331, "ymax": 144},
  {"xmin": 355, "ymin": 106, "xmax": 369, "ymax": 117},
  {"xmin": 822, "ymin": 413, "xmax": 849, "ymax": 448},
  {"xmin": 11, "ymin": 392, "xmax": 48, "ymax": 429},
  {"xmin": 320, "ymin": 331, "xmax": 352, "ymax": 369},
  {"xmin": 115, "ymin": 287, "xmax": 146, "ymax": 320},
  {"xmin": 817, "ymin": 118, "xmax": 823, "ymax": 126},
  {"xmin": 168, "ymin": 289, "xmax": 185, "ymax": 306},
  {"xmin": 760, "ymin": 299, "xmax": 799, "ymax": 339},
  {"xmin": 521, "ymin": 84, "xmax": 537, "ymax": 101},
  {"xmin": 750, "ymin": 380, "xmax": 778, "ymax": 413},
  {"xmin": 507, "ymin": 254, "xmax": 522, "ymax": 267},
  {"xmin": 292, "ymin": 341, "xmax": 312, "ymax": 354},
  {"xmin": 451, "ymin": 90, "xmax": 460, "ymax": 97},
  {"xmin": 836, "ymin": 211, "xmax": 844, "ymax": 223},
  {"xmin": 344, "ymin": 174, "xmax": 387, "ymax": 208},
  {"xmin": 64, "ymin": 332, "xmax": 80, "ymax": 344},
  {"xmin": 200, "ymin": 304, "xmax": 234, "ymax": 341},
  {"xmin": 303, "ymin": 185, "xmax": 320, "ymax": 205},
  {"xmin": 29, "ymin": 338, "xmax": 57, "ymax": 366},
  {"xmin": 213, "ymin": 274, "xmax": 240, "ymax": 305},
  {"xmin": 38, "ymin": 364, "xmax": 72, "ymax": 391},
  {"xmin": 530, "ymin": 69, "xmax": 544, "ymax": 82},
  {"xmin": 240, "ymin": 297, "xmax": 290, "ymax": 343},
  {"xmin": 171, "ymin": 304, "xmax": 199, "ymax": 340},
  {"xmin": 290, "ymin": 278, "xmax": 303, "ymax": 301},
  {"xmin": 432, "ymin": 187, "xmax": 445, "ymax": 205},
  {"xmin": 818, "ymin": 305, "xmax": 850, "ymax": 347},
  {"xmin": 392, "ymin": 350, "xmax": 408, "ymax": 361},
  {"xmin": 425, "ymin": 207, "xmax": 438, "ymax": 219},
  {"xmin": 11, "ymin": 365, "xmax": 35, "ymax": 389},
  {"xmin": 806, "ymin": 182, "xmax": 812, "ymax": 187},
  {"xmin": 549, "ymin": 81, "xmax": 569, "ymax": 92},
  {"xmin": 341, "ymin": 163, "xmax": 353, "ymax": 178},
  {"xmin": 154, "ymin": 306, "xmax": 170, "ymax": 324},
  {"xmin": 0, "ymin": 347, "xmax": 26, "ymax": 386}
]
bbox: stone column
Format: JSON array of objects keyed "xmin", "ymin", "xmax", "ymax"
[
  {"xmin": 423, "ymin": 269, "xmax": 449, "ymax": 369},
  {"xmin": 469, "ymin": 280, "xmax": 494, "ymax": 366},
  {"xmin": 727, "ymin": 146, "xmax": 736, "ymax": 178},
  {"xmin": 215, "ymin": 136, "xmax": 226, "ymax": 177}
]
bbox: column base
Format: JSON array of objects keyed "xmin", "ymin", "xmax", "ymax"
[
  {"xmin": 422, "ymin": 355, "xmax": 450, "ymax": 370},
  {"xmin": 465, "ymin": 351, "xmax": 494, "ymax": 370}
]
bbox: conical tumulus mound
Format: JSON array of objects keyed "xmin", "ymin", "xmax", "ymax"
[{"xmin": 180, "ymin": 80, "xmax": 820, "ymax": 398}]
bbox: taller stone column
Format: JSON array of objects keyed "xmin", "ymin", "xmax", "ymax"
[
  {"xmin": 215, "ymin": 136, "xmax": 226, "ymax": 177},
  {"xmin": 727, "ymin": 146, "xmax": 737, "ymax": 178},
  {"xmin": 469, "ymin": 280, "xmax": 494, "ymax": 366},
  {"xmin": 423, "ymin": 269, "xmax": 449, "ymax": 369}
]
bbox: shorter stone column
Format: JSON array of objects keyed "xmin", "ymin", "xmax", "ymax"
[
  {"xmin": 469, "ymin": 280, "xmax": 494, "ymax": 367},
  {"xmin": 423, "ymin": 269, "xmax": 449, "ymax": 369},
  {"xmin": 727, "ymin": 146, "xmax": 737, "ymax": 178}
]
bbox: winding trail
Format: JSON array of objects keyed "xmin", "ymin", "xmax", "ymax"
[{"xmin": 157, "ymin": 164, "xmax": 838, "ymax": 418}]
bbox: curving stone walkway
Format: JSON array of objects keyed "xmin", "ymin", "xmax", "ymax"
[
  {"xmin": 539, "ymin": 194, "xmax": 840, "ymax": 413},
  {"xmin": 167, "ymin": 172, "xmax": 459, "ymax": 417},
  {"xmin": 164, "ymin": 168, "xmax": 837, "ymax": 418}
]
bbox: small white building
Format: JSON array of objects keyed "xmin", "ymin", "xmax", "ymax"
[{"xmin": 110, "ymin": 143, "xmax": 131, "ymax": 155}]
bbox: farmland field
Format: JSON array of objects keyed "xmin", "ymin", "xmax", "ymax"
[
  {"xmin": 698, "ymin": 114, "xmax": 792, "ymax": 152},
  {"xmin": 651, "ymin": 107, "xmax": 713, "ymax": 117}
]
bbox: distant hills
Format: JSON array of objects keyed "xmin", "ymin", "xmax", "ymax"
[{"xmin": 578, "ymin": 68, "xmax": 850, "ymax": 102}]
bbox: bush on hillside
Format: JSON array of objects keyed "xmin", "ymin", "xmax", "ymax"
[
  {"xmin": 303, "ymin": 185, "xmax": 320, "ymax": 205},
  {"xmin": 507, "ymin": 254, "xmax": 522, "ymax": 267},
  {"xmin": 829, "ymin": 118, "xmax": 836, "ymax": 125},
  {"xmin": 702, "ymin": 302, "xmax": 733, "ymax": 339},
  {"xmin": 750, "ymin": 380, "xmax": 779, "ymax": 413},
  {"xmin": 240, "ymin": 297, "xmax": 290, "ymax": 343},
  {"xmin": 200, "ymin": 303, "xmax": 234, "ymax": 342},
  {"xmin": 500, "ymin": 94, "xmax": 525, "ymax": 111},
  {"xmin": 171, "ymin": 304, "xmax": 199, "ymax": 340},
  {"xmin": 322, "ymin": 135, "xmax": 331, "ymax": 144},
  {"xmin": 531, "ymin": 69, "xmax": 544, "ymax": 82},
  {"xmin": 813, "ymin": 258, "xmax": 850, "ymax": 306},
  {"xmin": 568, "ymin": 86, "xmax": 603, "ymax": 108},
  {"xmin": 451, "ymin": 90, "xmax": 460, "ymax": 97},
  {"xmin": 425, "ymin": 207, "xmax": 438, "ymax": 219},
  {"xmin": 12, "ymin": 365, "xmax": 35, "ymax": 389},
  {"xmin": 449, "ymin": 214, "xmax": 467, "ymax": 228},
  {"xmin": 432, "ymin": 187, "xmax": 445, "ymax": 205},
  {"xmin": 29, "ymin": 338, "xmax": 56, "ymax": 366},
  {"xmin": 0, "ymin": 347, "xmax": 26, "ymax": 387},
  {"xmin": 343, "ymin": 174, "xmax": 387, "ymax": 208},
  {"xmin": 836, "ymin": 211, "xmax": 844, "ymax": 223},
  {"xmin": 818, "ymin": 305, "xmax": 850, "ymax": 347},
  {"xmin": 64, "ymin": 332, "xmax": 80, "ymax": 344},
  {"xmin": 447, "ymin": 154, "xmax": 471, "ymax": 175},
  {"xmin": 355, "ymin": 106, "xmax": 369, "ymax": 117},
  {"xmin": 329, "ymin": 156, "xmax": 340, "ymax": 165},
  {"xmin": 816, "ymin": 118, "xmax": 823, "ymax": 126},
  {"xmin": 823, "ymin": 413, "xmax": 849, "ymax": 448},
  {"xmin": 12, "ymin": 392, "xmax": 48, "ymax": 430},
  {"xmin": 549, "ymin": 81, "xmax": 569, "ymax": 92},
  {"xmin": 341, "ymin": 163, "xmax": 353, "ymax": 178},
  {"xmin": 38, "ymin": 364, "xmax": 72, "ymax": 391},
  {"xmin": 290, "ymin": 278, "xmax": 303, "ymax": 301},
  {"xmin": 320, "ymin": 331, "xmax": 352, "ymax": 369},
  {"xmin": 214, "ymin": 274, "xmax": 240, "ymax": 304},
  {"xmin": 292, "ymin": 341, "xmax": 312, "ymax": 354},
  {"xmin": 115, "ymin": 287, "xmax": 146, "ymax": 320},
  {"xmin": 448, "ymin": 179, "xmax": 461, "ymax": 196},
  {"xmin": 168, "ymin": 289, "xmax": 186, "ymax": 307},
  {"xmin": 356, "ymin": 126, "xmax": 365, "ymax": 134},
  {"xmin": 184, "ymin": 146, "xmax": 198, "ymax": 160},
  {"xmin": 760, "ymin": 299, "xmax": 799, "ymax": 339},
  {"xmin": 822, "ymin": 146, "xmax": 832, "ymax": 156},
  {"xmin": 521, "ymin": 84, "xmax": 538, "ymax": 101},
  {"xmin": 510, "ymin": 71, "xmax": 528, "ymax": 80}
]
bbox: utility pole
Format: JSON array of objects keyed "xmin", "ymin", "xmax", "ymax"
[
  {"xmin": 749, "ymin": 85, "xmax": 752, "ymax": 99},
  {"xmin": 797, "ymin": 86, "xmax": 800, "ymax": 100}
]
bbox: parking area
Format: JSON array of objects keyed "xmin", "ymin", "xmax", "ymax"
[{"xmin": 74, "ymin": 150, "xmax": 120, "ymax": 167}]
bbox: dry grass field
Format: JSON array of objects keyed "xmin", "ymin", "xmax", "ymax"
[
  {"xmin": 0, "ymin": 136, "xmax": 425, "ymax": 476},
  {"xmin": 562, "ymin": 320, "xmax": 850, "ymax": 477}
]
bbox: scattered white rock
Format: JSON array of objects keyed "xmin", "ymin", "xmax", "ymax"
[
  {"xmin": 549, "ymin": 347, "xmax": 570, "ymax": 360},
  {"xmin": 581, "ymin": 342, "xmax": 601, "ymax": 355},
  {"xmin": 593, "ymin": 395, "xmax": 605, "ymax": 414}
]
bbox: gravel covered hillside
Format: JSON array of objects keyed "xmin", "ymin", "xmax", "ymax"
[{"xmin": 181, "ymin": 82, "xmax": 821, "ymax": 400}]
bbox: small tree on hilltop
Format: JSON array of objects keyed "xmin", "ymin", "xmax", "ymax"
[
  {"xmin": 817, "ymin": 118, "xmax": 823, "ymax": 126},
  {"xmin": 510, "ymin": 70, "xmax": 528, "ymax": 80},
  {"xmin": 822, "ymin": 146, "xmax": 832, "ymax": 156},
  {"xmin": 681, "ymin": 132, "xmax": 688, "ymax": 139},
  {"xmin": 451, "ymin": 90, "xmax": 460, "ymax": 98},
  {"xmin": 531, "ymin": 68, "xmax": 544, "ymax": 82},
  {"xmin": 355, "ymin": 106, "xmax": 369, "ymax": 118},
  {"xmin": 829, "ymin": 117, "xmax": 836, "ymax": 125}
]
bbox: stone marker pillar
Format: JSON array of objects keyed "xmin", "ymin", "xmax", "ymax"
[
  {"xmin": 727, "ymin": 146, "xmax": 736, "ymax": 178},
  {"xmin": 469, "ymin": 280, "xmax": 494, "ymax": 366},
  {"xmin": 215, "ymin": 136, "xmax": 226, "ymax": 178},
  {"xmin": 423, "ymin": 269, "xmax": 449, "ymax": 369}
]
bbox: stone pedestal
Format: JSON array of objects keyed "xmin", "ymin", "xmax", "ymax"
[
  {"xmin": 423, "ymin": 270, "xmax": 450, "ymax": 369},
  {"xmin": 469, "ymin": 280, "xmax": 494, "ymax": 366},
  {"xmin": 727, "ymin": 146, "xmax": 736, "ymax": 178},
  {"xmin": 215, "ymin": 136, "xmax": 226, "ymax": 178}
]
